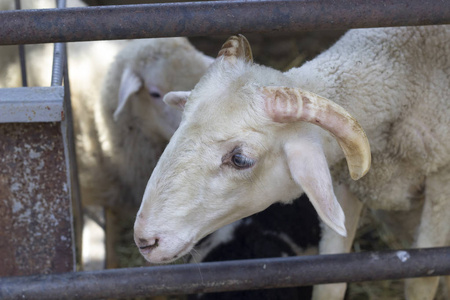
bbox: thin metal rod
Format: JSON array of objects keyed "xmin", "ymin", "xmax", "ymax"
[
  {"xmin": 0, "ymin": 0, "xmax": 449, "ymax": 45},
  {"xmin": 18, "ymin": 46, "xmax": 27, "ymax": 87},
  {"xmin": 53, "ymin": 0, "xmax": 81, "ymax": 268},
  {"xmin": 14, "ymin": 0, "xmax": 27, "ymax": 86},
  {"xmin": 0, "ymin": 247, "xmax": 449, "ymax": 300},
  {"xmin": 51, "ymin": 43, "xmax": 65, "ymax": 86},
  {"xmin": 51, "ymin": 0, "xmax": 67, "ymax": 86}
]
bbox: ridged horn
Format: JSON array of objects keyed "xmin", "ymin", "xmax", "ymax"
[
  {"xmin": 262, "ymin": 86, "xmax": 371, "ymax": 180},
  {"xmin": 217, "ymin": 34, "xmax": 253, "ymax": 63}
]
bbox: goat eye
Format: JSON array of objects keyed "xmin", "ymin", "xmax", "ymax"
[
  {"xmin": 231, "ymin": 153, "xmax": 255, "ymax": 169},
  {"xmin": 149, "ymin": 91, "xmax": 162, "ymax": 98}
]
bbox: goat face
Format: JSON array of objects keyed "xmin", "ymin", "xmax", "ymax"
[{"xmin": 134, "ymin": 35, "xmax": 370, "ymax": 263}]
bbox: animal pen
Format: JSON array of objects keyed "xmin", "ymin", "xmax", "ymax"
[{"xmin": 0, "ymin": 0, "xmax": 450, "ymax": 299}]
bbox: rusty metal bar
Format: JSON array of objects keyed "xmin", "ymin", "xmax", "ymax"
[
  {"xmin": 0, "ymin": 247, "xmax": 449, "ymax": 300},
  {"xmin": 0, "ymin": 0, "xmax": 449, "ymax": 45}
]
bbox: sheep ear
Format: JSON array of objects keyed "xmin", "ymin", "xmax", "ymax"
[
  {"xmin": 114, "ymin": 67, "xmax": 142, "ymax": 121},
  {"xmin": 163, "ymin": 91, "xmax": 190, "ymax": 111},
  {"xmin": 284, "ymin": 139, "xmax": 347, "ymax": 237}
]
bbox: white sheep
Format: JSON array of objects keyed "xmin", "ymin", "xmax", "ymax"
[
  {"xmin": 134, "ymin": 25, "xmax": 450, "ymax": 300},
  {"xmin": 76, "ymin": 37, "xmax": 213, "ymax": 267}
]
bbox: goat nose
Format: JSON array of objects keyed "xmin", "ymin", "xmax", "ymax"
[{"xmin": 135, "ymin": 237, "xmax": 159, "ymax": 252}]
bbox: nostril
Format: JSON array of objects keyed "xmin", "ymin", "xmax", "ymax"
[
  {"xmin": 138, "ymin": 238, "xmax": 159, "ymax": 250},
  {"xmin": 138, "ymin": 238, "xmax": 149, "ymax": 245}
]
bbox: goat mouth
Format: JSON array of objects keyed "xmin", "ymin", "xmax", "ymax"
[
  {"xmin": 169, "ymin": 241, "xmax": 193, "ymax": 261},
  {"xmin": 139, "ymin": 239, "xmax": 194, "ymax": 264}
]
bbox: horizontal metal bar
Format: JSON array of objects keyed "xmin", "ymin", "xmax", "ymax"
[
  {"xmin": 0, "ymin": 87, "xmax": 64, "ymax": 123},
  {"xmin": 0, "ymin": 0, "xmax": 449, "ymax": 45},
  {"xmin": 0, "ymin": 247, "xmax": 449, "ymax": 300}
]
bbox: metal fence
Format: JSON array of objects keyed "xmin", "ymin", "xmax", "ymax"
[
  {"xmin": 1, "ymin": 247, "xmax": 450, "ymax": 299},
  {"xmin": 0, "ymin": 1, "xmax": 449, "ymax": 299},
  {"xmin": 0, "ymin": 0, "xmax": 450, "ymax": 45}
]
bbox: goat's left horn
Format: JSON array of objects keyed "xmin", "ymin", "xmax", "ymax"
[
  {"xmin": 218, "ymin": 34, "xmax": 253, "ymax": 63},
  {"xmin": 262, "ymin": 86, "xmax": 371, "ymax": 180}
]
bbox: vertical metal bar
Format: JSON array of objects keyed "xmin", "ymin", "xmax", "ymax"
[
  {"xmin": 51, "ymin": 42, "xmax": 65, "ymax": 86},
  {"xmin": 18, "ymin": 46, "xmax": 27, "ymax": 87},
  {"xmin": 53, "ymin": 0, "xmax": 81, "ymax": 268},
  {"xmin": 14, "ymin": 0, "xmax": 27, "ymax": 87},
  {"xmin": 51, "ymin": 0, "xmax": 67, "ymax": 86},
  {"xmin": 62, "ymin": 38, "xmax": 84, "ymax": 268}
]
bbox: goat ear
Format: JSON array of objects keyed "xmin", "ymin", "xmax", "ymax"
[
  {"xmin": 284, "ymin": 139, "xmax": 347, "ymax": 237},
  {"xmin": 163, "ymin": 91, "xmax": 190, "ymax": 110},
  {"xmin": 217, "ymin": 34, "xmax": 253, "ymax": 63},
  {"xmin": 115, "ymin": 67, "xmax": 142, "ymax": 121}
]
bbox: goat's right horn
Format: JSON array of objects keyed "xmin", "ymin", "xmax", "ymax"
[
  {"xmin": 218, "ymin": 34, "xmax": 253, "ymax": 63},
  {"xmin": 262, "ymin": 86, "xmax": 371, "ymax": 180}
]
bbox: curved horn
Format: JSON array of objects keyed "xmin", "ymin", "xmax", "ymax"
[
  {"xmin": 262, "ymin": 86, "xmax": 371, "ymax": 180},
  {"xmin": 218, "ymin": 34, "xmax": 253, "ymax": 63}
]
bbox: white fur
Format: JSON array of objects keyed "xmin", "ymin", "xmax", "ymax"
[{"xmin": 134, "ymin": 26, "xmax": 450, "ymax": 299}]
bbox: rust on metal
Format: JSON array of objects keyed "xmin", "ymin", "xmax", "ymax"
[
  {"xmin": 0, "ymin": 122, "xmax": 74, "ymax": 276},
  {"xmin": 0, "ymin": 0, "xmax": 449, "ymax": 45}
]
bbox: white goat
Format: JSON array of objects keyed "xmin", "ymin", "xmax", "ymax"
[
  {"xmin": 77, "ymin": 37, "xmax": 213, "ymax": 267},
  {"xmin": 134, "ymin": 26, "xmax": 450, "ymax": 300}
]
